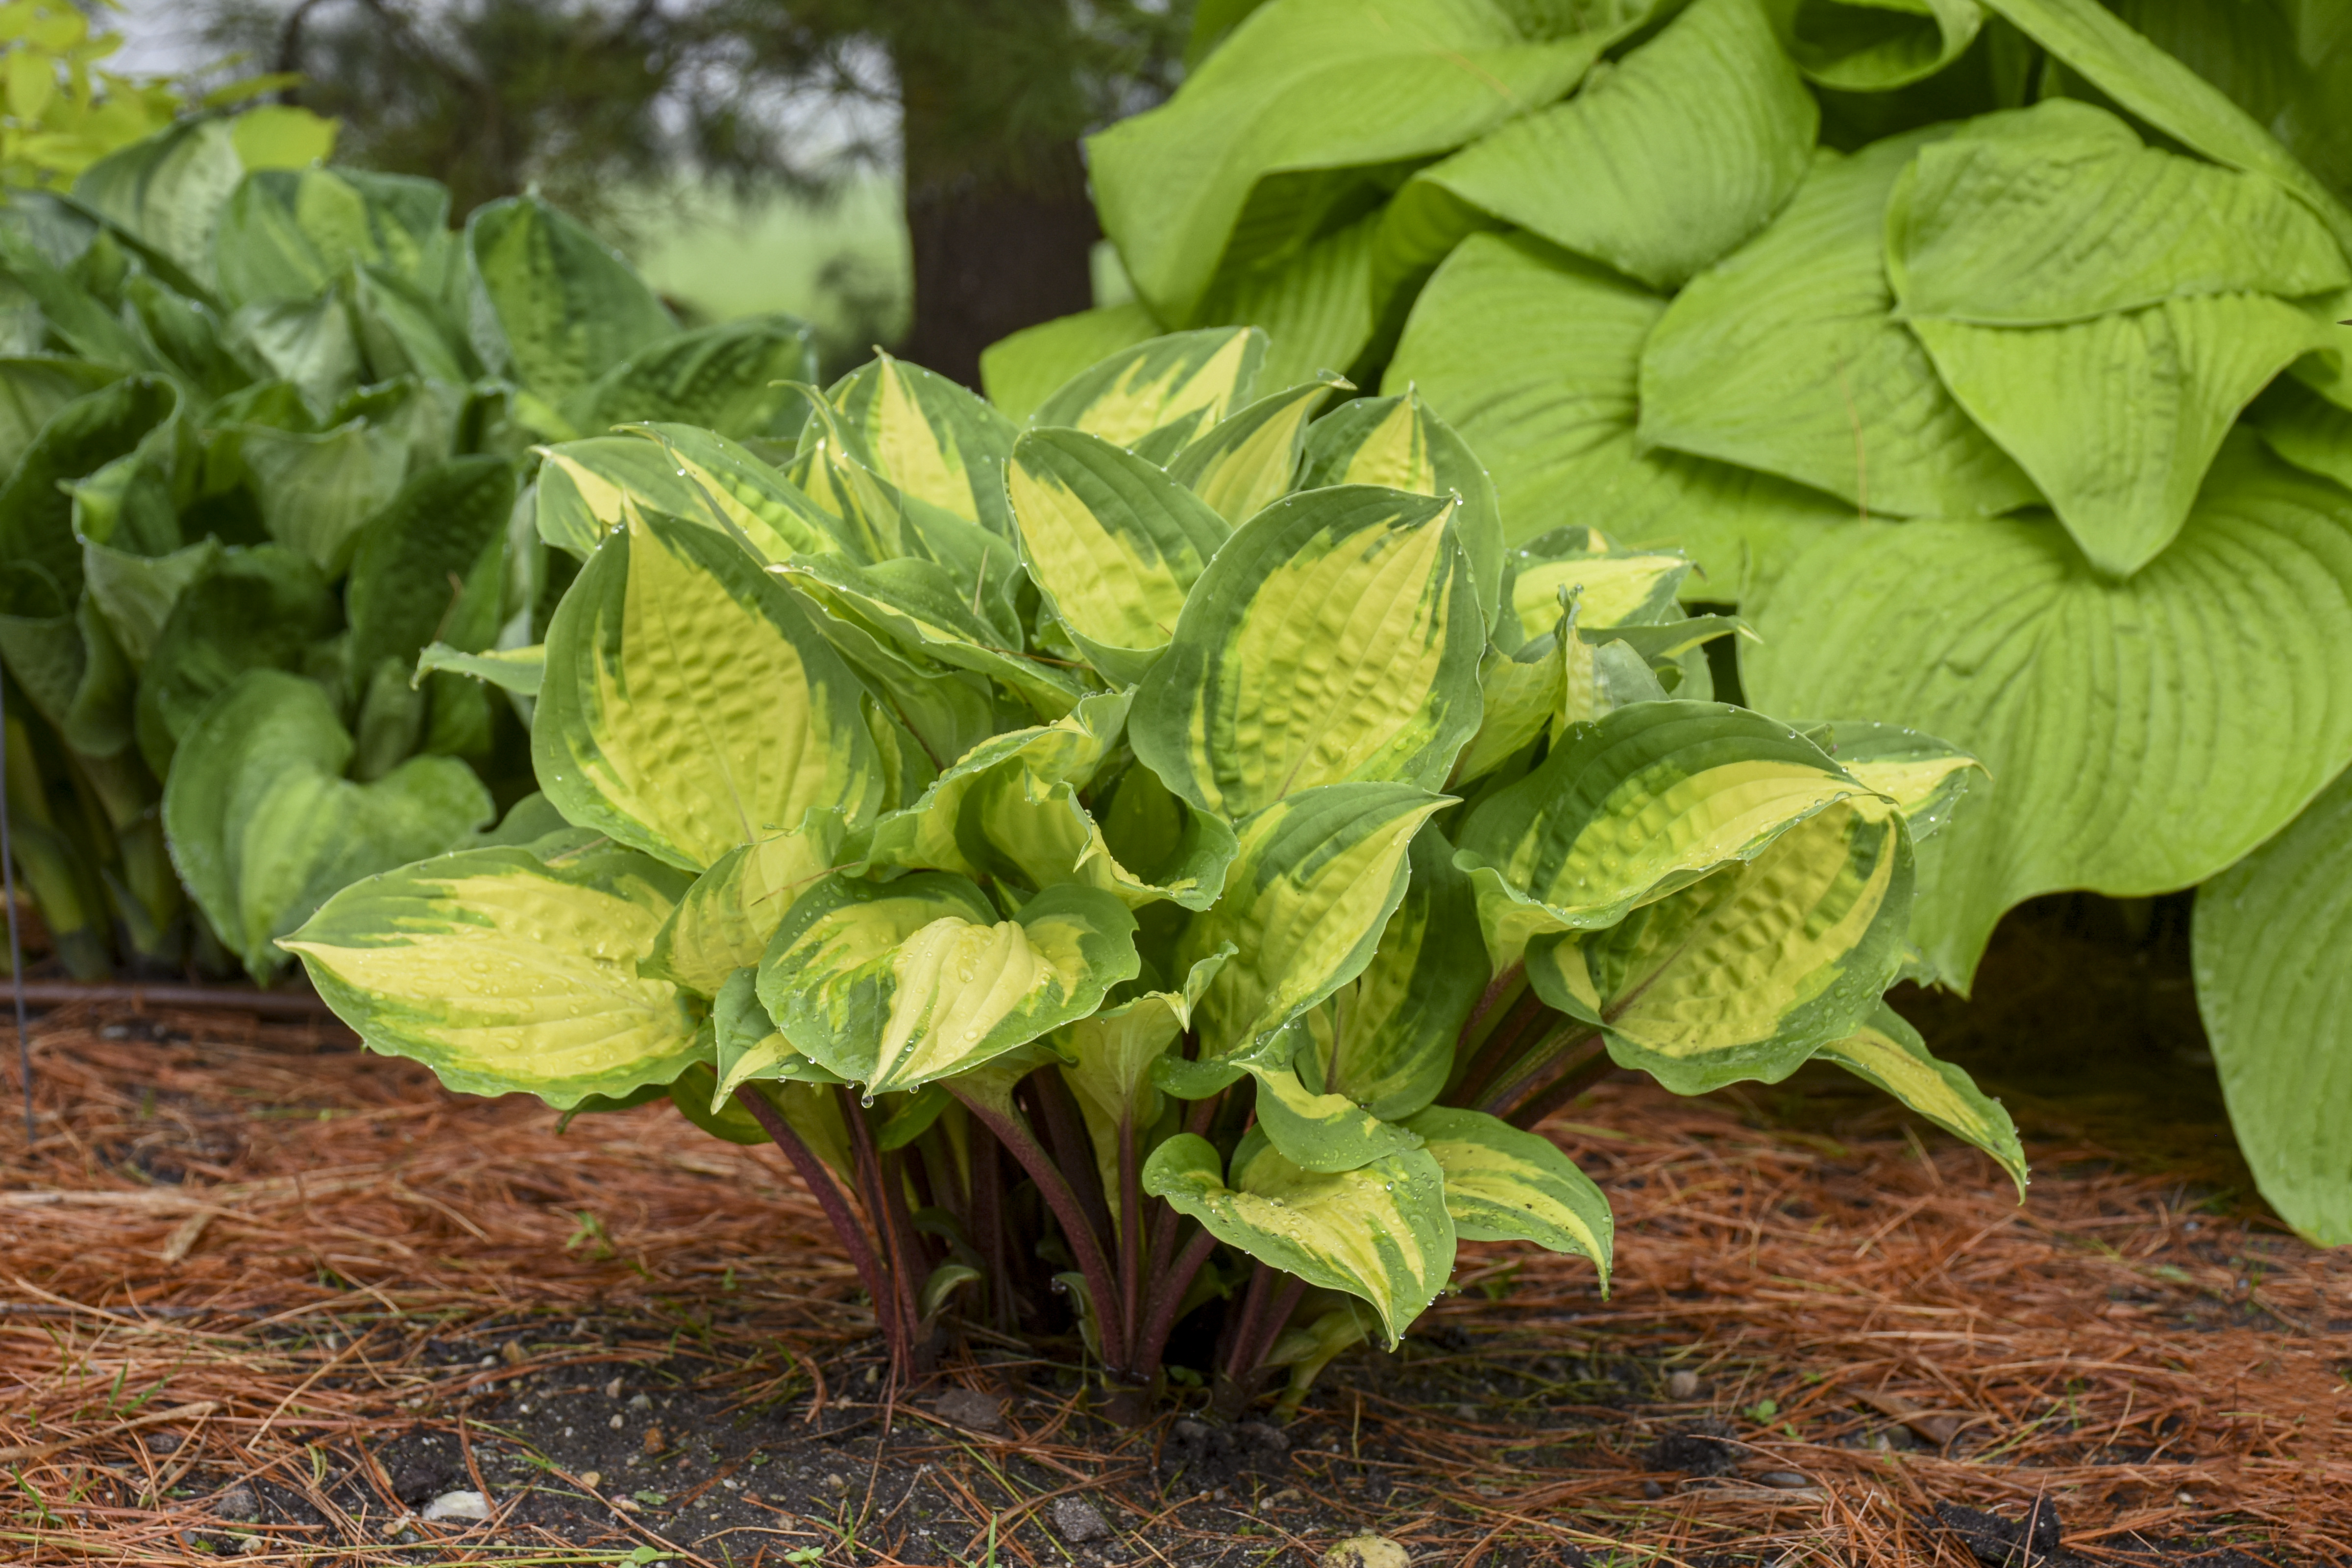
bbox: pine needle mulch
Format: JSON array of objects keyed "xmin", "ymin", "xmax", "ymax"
[{"xmin": 0, "ymin": 1001, "xmax": 2344, "ymax": 1568}]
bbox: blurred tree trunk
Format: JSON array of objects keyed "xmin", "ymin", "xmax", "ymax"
[{"xmin": 889, "ymin": 8, "xmax": 1102, "ymax": 387}]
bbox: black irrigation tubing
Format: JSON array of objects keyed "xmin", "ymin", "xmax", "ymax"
[{"xmin": 2, "ymin": 674, "xmax": 30, "ymax": 1145}]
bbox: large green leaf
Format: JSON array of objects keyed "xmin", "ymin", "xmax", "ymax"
[
  {"xmin": 1142, "ymin": 1127, "xmax": 1454, "ymax": 1345},
  {"xmin": 536, "ymin": 505, "xmax": 884, "ymax": 871},
  {"xmin": 1887, "ymin": 100, "xmax": 2347, "ymax": 324},
  {"xmin": 1402, "ymin": 1105, "xmax": 1611, "ymax": 1276},
  {"xmin": 1189, "ymin": 213, "xmax": 1384, "ymax": 391},
  {"xmin": 1526, "ymin": 795, "xmax": 1910, "ymax": 1091},
  {"xmin": 634, "ymin": 423, "xmax": 851, "ymax": 562},
  {"xmin": 1766, "ymin": 0, "xmax": 1984, "ymax": 90},
  {"xmin": 1746, "ymin": 435, "xmax": 2352, "ymax": 987},
  {"xmin": 213, "ymin": 167, "xmax": 451, "ymax": 309},
  {"xmin": 1086, "ymin": 0, "xmax": 1610, "ymax": 322},
  {"xmin": 70, "ymin": 118, "xmax": 245, "ymax": 292},
  {"xmin": 165, "ymin": 670, "xmax": 492, "ymax": 977},
  {"xmin": 566, "ymin": 315, "xmax": 817, "ymax": 443},
  {"xmin": 1129, "ymin": 486, "xmax": 1485, "ymax": 818},
  {"xmin": 1029, "ymin": 327, "xmax": 1267, "ymax": 462},
  {"xmin": 344, "ymin": 456, "xmax": 514, "ymax": 698},
  {"xmin": 757, "ymin": 873, "xmax": 1139, "ymax": 1095},
  {"xmin": 1975, "ymin": 0, "xmax": 2352, "ymax": 255},
  {"xmin": 0, "ymin": 357, "xmax": 124, "ymax": 476},
  {"xmin": 1391, "ymin": 0, "xmax": 1818, "ymax": 293},
  {"xmin": 1299, "ymin": 390, "xmax": 1504, "ymax": 633},
  {"xmin": 1005, "ymin": 427, "xmax": 1231, "ymax": 684},
  {"xmin": 2193, "ymin": 768, "xmax": 2352, "ymax": 1247},
  {"xmin": 284, "ymin": 829, "xmax": 703, "ymax": 1108},
  {"xmin": 464, "ymin": 195, "xmax": 676, "ymax": 404},
  {"xmin": 1639, "ymin": 136, "xmax": 2039, "ymax": 519},
  {"xmin": 237, "ymin": 418, "xmax": 410, "ymax": 576},
  {"xmin": 226, "ymin": 292, "xmax": 365, "ymax": 416},
  {"xmin": 133, "ymin": 545, "xmax": 339, "ymax": 777},
  {"xmin": 1908, "ymin": 295, "xmax": 2322, "ymax": 578},
  {"xmin": 1387, "ymin": 232, "xmax": 1850, "ymax": 604},
  {"xmin": 1797, "ymin": 720, "xmax": 1983, "ymax": 841},
  {"xmin": 1293, "ymin": 822, "xmax": 1486, "ymax": 1121},
  {"xmin": 1813, "ymin": 1001, "xmax": 2027, "ymax": 1197},
  {"xmin": 533, "ymin": 436, "xmax": 731, "ymax": 560},
  {"xmin": 1178, "ymin": 781, "xmax": 1452, "ymax": 1061},
  {"xmin": 0, "ymin": 375, "xmax": 177, "ymax": 602},
  {"xmin": 1455, "ymin": 700, "xmax": 1874, "ymax": 966}
]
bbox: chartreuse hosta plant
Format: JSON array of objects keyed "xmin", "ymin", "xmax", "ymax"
[
  {"xmin": 287, "ymin": 329, "xmax": 2025, "ymax": 1411},
  {"xmin": 0, "ymin": 107, "xmax": 818, "ymax": 979}
]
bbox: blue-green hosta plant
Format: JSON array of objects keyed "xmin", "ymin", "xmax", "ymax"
[
  {"xmin": 286, "ymin": 328, "xmax": 2025, "ymax": 1407},
  {"xmin": 1011, "ymin": 0, "xmax": 2352, "ymax": 1245},
  {"xmin": 0, "ymin": 107, "xmax": 817, "ymax": 979}
]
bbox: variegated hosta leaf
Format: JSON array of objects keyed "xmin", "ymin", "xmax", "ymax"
[
  {"xmin": 857, "ymin": 691, "xmax": 1235, "ymax": 910},
  {"xmin": 1299, "ymin": 390, "xmax": 1505, "ymax": 633},
  {"xmin": 1004, "ymin": 428, "xmax": 1231, "ymax": 685},
  {"xmin": 533, "ymin": 437, "xmax": 718, "ymax": 559},
  {"xmin": 829, "ymin": 352, "xmax": 1018, "ymax": 537},
  {"xmin": 1165, "ymin": 373, "xmax": 1348, "ymax": 525},
  {"xmin": 780, "ymin": 552, "xmax": 1079, "ymax": 720},
  {"xmin": 758, "ymin": 873, "xmax": 1140, "ymax": 1095},
  {"xmin": 1029, "ymin": 327, "xmax": 1267, "ymax": 464},
  {"xmin": 788, "ymin": 395, "xmax": 1028, "ymax": 631},
  {"xmin": 1130, "ymin": 486, "xmax": 1485, "ymax": 818},
  {"xmin": 1058, "ymin": 948, "xmax": 1232, "ymax": 1226},
  {"xmin": 1797, "ymin": 720, "xmax": 1984, "ymax": 842},
  {"xmin": 1814, "ymin": 1002, "xmax": 2027, "ymax": 1197},
  {"xmin": 1294, "ymin": 823, "xmax": 1487, "ymax": 1122},
  {"xmin": 1248, "ymin": 1060, "xmax": 1424, "ymax": 1174},
  {"xmin": 283, "ymin": 833, "xmax": 705, "ymax": 1109},
  {"xmin": 537, "ymin": 506, "xmax": 884, "ymax": 870},
  {"xmin": 1501, "ymin": 532, "xmax": 1690, "ymax": 646},
  {"xmin": 1525, "ymin": 797, "xmax": 1911, "ymax": 1093},
  {"xmin": 1455, "ymin": 700, "xmax": 1877, "ymax": 967},
  {"xmin": 1403, "ymin": 1106, "xmax": 1612, "ymax": 1281},
  {"xmin": 1179, "ymin": 782, "xmax": 1452, "ymax": 1062},
  {"xmin": 1058, "ymin": 946, "xmax": 1231, "ymax": 1137},
  {"xmin": 643, "ymin": 811, "xmax": 848, "ymax": 996},
  {"xmin": 632, "ymin": 423, "xmax": 850, "ymax": 563},
  {"xmin": 1143, "ymin": 1128, "xmax": 1454, "ymax": 1347},
  {"xmin": 799, "ymin": 605, "xmax": 999, "ymax": 775},
  {"xmin": 711, "ymin": 968, "xmax": 845, "ymax": 1110}
]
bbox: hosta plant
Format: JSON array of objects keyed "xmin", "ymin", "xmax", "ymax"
[
  {"xmin": 287, "ymin": 329, "xmax": 2026, "ymax": 1408},
  {"xmin": 0, "ymin": 107, "xmax": 817, "ymax": 978},
  {"xmin": 1012, "ymin": 0, "xmax": 2352, "ymax": 1244}
]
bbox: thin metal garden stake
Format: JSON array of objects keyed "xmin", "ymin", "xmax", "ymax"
[{"xmin": 0, "ymin": 679, "xmax": 32, "ymax": 1145}]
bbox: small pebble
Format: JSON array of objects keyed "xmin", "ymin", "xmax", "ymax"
[
  {"xmin": 605, "ymin": 1377, "xmax": 625, "ymax": 1399},
  {"xmin": 234, "ymin": 1535, "xmax": 265, "ymax": 1556},
  {"xmin": 642, "ymin": 1423, "xmax": 668, "ymax": 1456},
  {"xmin": 1666, "ymin": 1370, "xmax": 1699, "ymax": 1399},
  {"xmin": 581, "ymin": 1471, "xmax": 602, "ymax": 1489},
  {"xmin": 1756, "ymin": 1471, "xmax": 1811, "ymax": 1490},
  {"xmin": 609, "ymin": 1414, "xmax": 624, "ymax": 1430},
  {"xmin": 214, "ymin": 1484, "xmax": 262, "ymax": 1522},
  {"xmin": 628, "ymin": 1392, "xmax": 653, "ymax": 1410},
  {"xmin": 825, "ymin": 1472, "xmax": 849, "ymax": 1493},
  {"xmin": 145, "ymin": 1432, "xmax": 182, "ymax": 1455},
  {"xmin": 422, "ymin": 1490, "xmax": 489, "ymax": 1523},
  {"xmin": 1052, "ymin": 1496, "xmax": 1112, "ymax": 1544},
  {"xmin": 1642, "ymin": 1480, "xmax": 1665, "ymax": 1499},
  {"xmin": 929, "ymin": 1387, "xmax": 1007, "ymax": 1433}
]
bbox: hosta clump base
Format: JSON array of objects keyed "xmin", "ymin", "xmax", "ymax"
[{"xmin": 290, "ymin": 330, "xmax": 2027, "ymax": 1410}]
